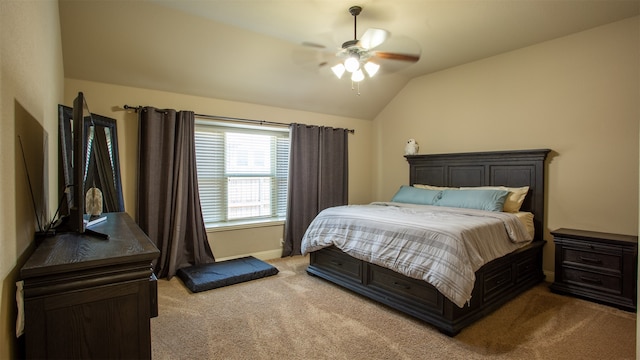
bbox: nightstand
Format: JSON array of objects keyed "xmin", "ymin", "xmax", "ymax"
[{"xmin": 550, "ymin": 228, "xmax": 637, "ymax": 312}]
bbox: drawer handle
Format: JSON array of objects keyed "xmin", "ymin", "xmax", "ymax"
[
  {"xmin": 579, "ymin": 275, "xmax": 602, "ymax": 284},
  {"xmin": 329, "ymin": 260, "xmax": 343, "ymax": 266},
  {"xmin": 579, "ymin": 256, "xmax": 602, "ymax": 265},
  {"xmin": 393, "ymin": 281, "xmax": 411, "ymax": 290}
]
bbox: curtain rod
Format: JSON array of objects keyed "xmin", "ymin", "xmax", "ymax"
[{"xmin": 123, "ymin": 105, "xmax": 355, "ymax": 134}]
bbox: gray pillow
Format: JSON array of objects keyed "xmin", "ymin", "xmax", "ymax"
[{"xmin": 436, "ymin": 189, "xmax": 509, "ymax": 212}]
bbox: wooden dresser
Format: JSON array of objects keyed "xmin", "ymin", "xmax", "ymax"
[
  {"xmin": 550, "ymin": 228, "xmax": 637, "ymax": 312},
  {"xmin": 20, "ymin": 212, "xmax": 160, "ymax": 359}
]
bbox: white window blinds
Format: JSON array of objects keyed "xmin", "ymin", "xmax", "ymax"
[{"xmin": 194, "ymin": 121, "xmax": 290, "ymax": 226}]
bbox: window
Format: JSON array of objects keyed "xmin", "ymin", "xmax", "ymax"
[{"xmin": 194, "ymin": 120, "xmax": 290, "ymax": 228}]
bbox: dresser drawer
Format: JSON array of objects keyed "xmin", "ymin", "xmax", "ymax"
[
  {"xmin": 312, "ymin": 247, "xmax": 362, "ymax": 282},
  {"xmin": 562, "ymin": 267, "xmax": 622, "ymax": 294},
  {"xmin": 563, "ymin": 248, "xmax": 621, "ymax": 272}
]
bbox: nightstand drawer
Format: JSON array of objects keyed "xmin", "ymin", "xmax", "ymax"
[
  {"xmin": 563, "ymin": 248, "xmax": 621, "ymax": 272},
  {"xmin": 562, "ymin": 267, "xmax": 621, "ymax": 294}
]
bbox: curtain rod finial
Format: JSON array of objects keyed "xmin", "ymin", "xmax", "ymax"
[{"xmin": 123, "ymin": 104, "xmax": 142, "ymax": 112}]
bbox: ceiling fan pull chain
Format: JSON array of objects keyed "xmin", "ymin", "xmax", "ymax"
[{"xmin": 351, "ymin": 80, "xmax": 361, "ymax": 96}]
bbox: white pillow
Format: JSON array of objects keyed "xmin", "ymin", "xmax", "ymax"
[
  {"xmin": 413, "ymin": 184, "xmax": 457, "ymax": 190},
  {"xmin": 514, "ymin": 211, "xmax": 535, "ymax": 238}
]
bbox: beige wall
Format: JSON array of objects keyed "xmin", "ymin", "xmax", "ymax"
[
  {"xmin": 373, "ymin": 17, "xmax": 639, "ymax": 276},
  {"xmin": 63, "ymin": 79, "xmax": 374, "ymax": 260},
  {"xmin": 0, "ymin": 0, "xmax": 65, "ymax": 358}
]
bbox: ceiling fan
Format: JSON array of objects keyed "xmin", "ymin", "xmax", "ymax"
[{"xmin": 329, "ymin": 5, "xmax": 420, "ymax": 85}]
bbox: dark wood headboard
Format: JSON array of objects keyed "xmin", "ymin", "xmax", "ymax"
[{"xmin": 405, "ymin": 149, "xmax": 551, "ymax": 241}]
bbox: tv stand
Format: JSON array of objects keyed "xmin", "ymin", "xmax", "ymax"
[{"xmin": 20, "ymin": 212, "xmax": 160, "ymax": 359}]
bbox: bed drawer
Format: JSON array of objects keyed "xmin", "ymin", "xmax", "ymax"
[
  {"xmin": 515, "ymin": 256, "xmax": 538, "ymax": 284},
  {"xmin": 483, "ymin": 265, "xmax": 513, "ymax": 302},
  {"xmin": 311, "ymin": 247, "xmax": 362, "ymax": 282},
  {"xmin": 367, "ymin": 264, "xmax": 441, "ymax": 309},
  {"xmin": 562, "ymin": 267, "xmax": 622, "ymax": 294}
]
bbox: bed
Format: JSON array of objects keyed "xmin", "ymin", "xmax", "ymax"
[{"xmin": 303, "ymin": 149, "xmax": 550, "ymax": 336}]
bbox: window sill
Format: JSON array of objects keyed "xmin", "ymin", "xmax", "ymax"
[{"xmin": 206, "ymin": 218, "xmax": 285, "ymax": 232}]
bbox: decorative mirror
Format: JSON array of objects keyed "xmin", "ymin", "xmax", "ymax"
[{"xmin": 58, "ymin": 105, "xmax": 125, "ymax": 215}]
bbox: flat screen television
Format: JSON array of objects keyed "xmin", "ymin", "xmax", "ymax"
[
  {"xmin": 69, "ymin": 92, "xmax": 87, "ymax": 233},
  {"xmin": 57, "ymin": 92, "xmax": 108, "ymax": 239}
]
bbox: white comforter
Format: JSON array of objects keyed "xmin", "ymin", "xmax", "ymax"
[{"xmin": 301, "ymin": 202, "xmax": 533, "ymax": 307}]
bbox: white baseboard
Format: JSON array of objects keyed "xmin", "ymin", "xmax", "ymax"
[{"xmin": 215, "ymin": 248, "xmax": 283, "ymax": 263}]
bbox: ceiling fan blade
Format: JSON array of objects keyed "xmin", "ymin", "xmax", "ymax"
[
  {"xmin": 374, "ymin": 51, "xmax": 420, "ymax": 62},
  {"xmin": 359, "ymin": 28, "xmax": 390, "ymax": 50}
]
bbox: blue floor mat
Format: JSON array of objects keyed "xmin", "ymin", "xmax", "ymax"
[{"xmin": 176, "ymin": 256, "xmax": 279, "ymax": 293}]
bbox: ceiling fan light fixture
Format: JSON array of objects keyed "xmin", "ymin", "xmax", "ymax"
[
  {"xmin": 330, "ymin": 5, "xmax": 417, "ymax": 94},
  {"xmin": 331, "ymin": 64, "xmax": 346, "ymax": 79},
  {"xmin": 344, "ymin": 55, "xmax": 360, "ymax": 72},
  {"xmin": 364, "ymin": 61, "xmax": 380, "ymax": 77},
  {"xmin": 351, "ymin": 69, "xmax": 365, "ymax": 82}
]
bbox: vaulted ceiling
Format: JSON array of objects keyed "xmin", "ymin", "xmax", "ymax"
[{"xmin": 58, "ymin": 0, "xmax": 639, "ymax": 120}]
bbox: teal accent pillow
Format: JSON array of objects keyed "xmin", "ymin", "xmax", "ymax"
[
  {"xmin": 391, "ymin": 185, "xmax": 442, "ymax": 205},
  {"xmin": 436, "ymin": 189, "xmax": 509, "ymax": 212}
]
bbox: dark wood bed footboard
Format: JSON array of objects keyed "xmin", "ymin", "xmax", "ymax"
[{"xmin": 306, "ymin": 149, "xmax": 551, "ymax": 335}]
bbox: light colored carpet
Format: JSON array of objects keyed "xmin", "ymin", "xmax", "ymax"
[{"xmin": 151, "ymin": 255, "xmax": 636, "ymax": 359}]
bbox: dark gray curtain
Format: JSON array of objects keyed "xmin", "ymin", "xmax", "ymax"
[
  {"xmin": 282, "ymin": 124, "xmax": 349, "ymax": 256},
  {"xmin": 136, "ymin": 107, "xmax": 215, "ymax": 279}
]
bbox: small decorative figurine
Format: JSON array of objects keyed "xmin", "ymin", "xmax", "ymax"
[
  {"xmin": 85, "ymin": 187, "xmax": 103, "ymax": 216},
  {"xmin": 404, "ymin": 139, "xmax": 419, "ymax": 155}
]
